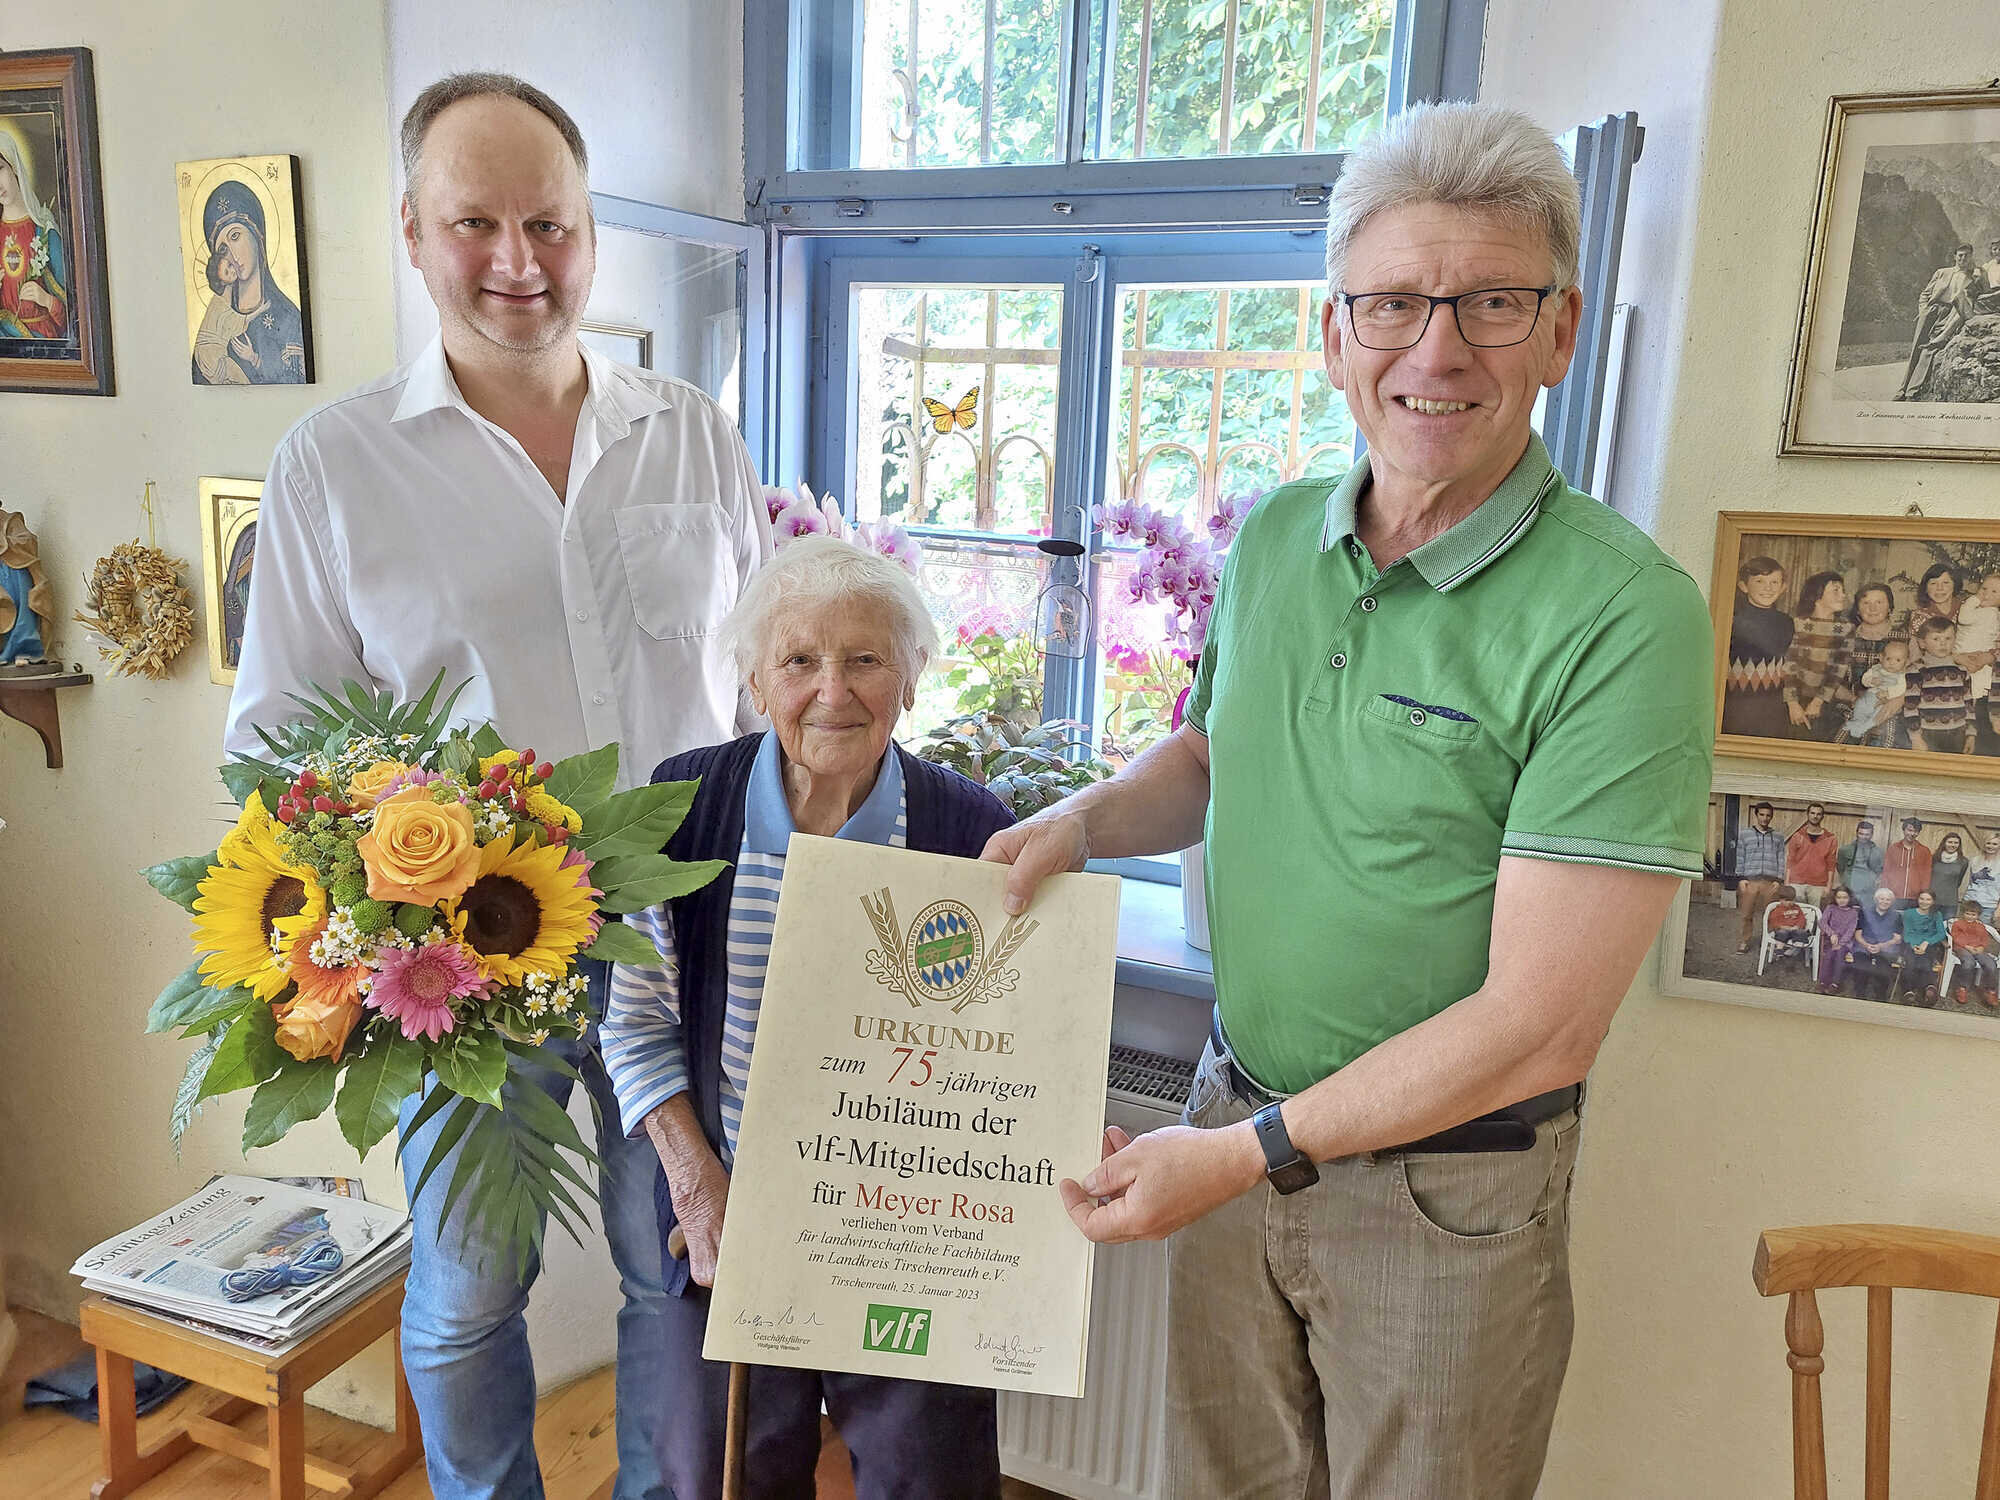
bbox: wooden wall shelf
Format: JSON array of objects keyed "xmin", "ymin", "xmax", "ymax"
[{"xmin": 0, "ymin": 670, "xmax": 92, "ymax": 769}]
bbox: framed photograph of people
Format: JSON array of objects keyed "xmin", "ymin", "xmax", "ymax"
[
  {"xmin": 177, "ymin": 155, "xmax": 314, "ymax": 385},
  {"xmin": 0, "ymin": 47, "xmax": 114, "ymax": 396},
  {"xmin": 198, "ymin": 477, "xmax": 261, "ymax": 686},
  {"xmin": 1781, "ymin": 89, "xmax": 2000, "ymax": 460},
  {"xmin": 1662, "ymin": 773, "xmax": 2000, "ymax": 1040},
  {"xmin": 1713, "ymin": 511, "xmax": 2000, "ymax": 777}
]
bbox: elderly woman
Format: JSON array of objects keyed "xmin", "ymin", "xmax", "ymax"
[{"xmin": 601, "ymin": 534, "xmax": 1013, "ymax": 1500}]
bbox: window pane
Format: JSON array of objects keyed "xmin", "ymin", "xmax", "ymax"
[
  {"xmin": 1101, "ymin": 278, "xmax": 1355, "ymax": 761},
  {"xmin": 1084, "ymin": 0, "xmax": 1395, "ymax": 162},
  {"xmin": 584, "ymin": 228, "xmax": 743, "ymax": 422},
  {"xmin": 907, "ymin": 536, "xmax": 1046, "ymax": 742},
  {"xmin": 852, "ymin": 283, "xmax": 1065, "ymax": 537},
  {"xmin": 796, "ymin": 0, "xmax": 1064, "ymax": 170}
]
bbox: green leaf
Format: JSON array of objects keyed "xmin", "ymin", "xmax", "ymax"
[
  {"xmin": 144, "ymin": 854, "xmax": 217, "ymax": 914},
  {"xmin": 576, "ymin": 780, "xmax": 697, "ymax": 858},
  {"xmin": 581, "ymin": 920, "xmax": 669, "ymax": 965},
  {"xmin": 219, "ymin": 759, "xmax": 276, "ymax": 806},
  {"xmin": 592, "ymin": 858, "xmax": 728, "ymax": 915},
  {"xmin": 431, "ymin": 1030, "xmax": 508, "ymax": 1110},
  {"xmin": 146, "ymin": 964, "xmax": 257, "ymax": 1035},
  {"xmin": 335, "ymin": 1031, "xmax": 427, "ymax": 1155},
  {"xmin": 545, "ymin": 744, "xmax": 621, "ymax": 817},
  {"xmin": 409, "ymin": 1093, "xmax": 482, "ymax": 1220},
  {"xmin": 171, "ymin": 1028, "xmax": 227, "ymax": 1154},
  {"xmin": 242, "ymin": 1058, "xmax": 339, "ymax": 1150},
  {"xmin": 197, "ymin": 1001, "xmax": 283, "ymax": 1102},
  {"xmin": 469, "ymin": 722, "xmax": 508, "ymax": 758}
]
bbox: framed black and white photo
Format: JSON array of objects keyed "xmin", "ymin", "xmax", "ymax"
[
  {"xmin": 1712, "ymin": 511, "xmax": 2000, "ymax": 779},
  {"xmin": 1782, "ymin": 89, "xmax": 2000, "ymax": 460},
  {"xmin": 1662, "ymin": 772, "xmax": 2000, "ymax": 1041}
]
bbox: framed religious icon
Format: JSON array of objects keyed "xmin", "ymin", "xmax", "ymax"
[
  {"xmin": 1781, "ymin": 89, "xmax": 2000, "ymax": 460},
  {"xmin": 0, "ymin": 47, "xmax": 114, "ymax": 396},
  {"xmin": 198, "ymin": 477, "xmax": 261, "ymax": 685},
  {"xmin": 177, "ymin": 155, "xmax": 313, "ymax": 385},
  {"xmin": 1713, "ymin": 511, "xmax": 2000, "ymax": 779},
  {"xmin": 1661, "ymin": 771, "xmax": 2000, "ymax": 1042}
]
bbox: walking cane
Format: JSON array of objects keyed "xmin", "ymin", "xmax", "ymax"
[{"xmin": 667, "ymin": 1225, "xmax": 752, "ymax": 1499}]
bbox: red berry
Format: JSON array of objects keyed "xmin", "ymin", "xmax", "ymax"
[
  {"xmin": 276, "ymin": 805, "xmax": 297, "ymax": 824},
  {"xmin": 536, "ymin": 761, "xmax": 554, "ymax": 781},
  {"xmin": 477, "ymin": 780, "xmax": 496, "ymax": 799},
  {"xmin": 312, "ymin": 795, "xmax": 334, "ymax": 814},
  {"xmin": 517, "ymin": 748, "xmax": 534, "ymax": 769},
  {"xmin": 297, "ymin": 769, "xmax": 317, "ymax": 791}
]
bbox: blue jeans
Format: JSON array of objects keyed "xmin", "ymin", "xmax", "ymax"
[{"xmin": 396, "ymin": 964, "xmax": 671, "ymax": 1500}]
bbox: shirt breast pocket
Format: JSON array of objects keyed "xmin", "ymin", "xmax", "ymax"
[
  {"xmin": 616, "ymin": 504, "xmax": 731, "ymax": 641},
  {"xmin": 1363, "ymin": 692, "xmax": 1482, "ymax": 743}
]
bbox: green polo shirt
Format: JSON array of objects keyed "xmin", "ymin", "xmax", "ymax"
[{"xmin": 1185, "ymin": 433, "xmax": 1713, "ymax": 1094}]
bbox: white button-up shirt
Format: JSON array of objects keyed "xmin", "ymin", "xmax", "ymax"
[{"xmin": 225, "ymin": 337, "xmax": 772, "ymax": 789}]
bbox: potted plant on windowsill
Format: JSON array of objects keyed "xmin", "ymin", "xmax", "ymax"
[{"xmin": 1094, "ymin": 490, "xmax": 1265, "ymax": 952}]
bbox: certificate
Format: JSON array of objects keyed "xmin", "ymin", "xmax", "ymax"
[{"xmin": 703, "ymin": 835, "xmax": 1121, "ymax": 1397}]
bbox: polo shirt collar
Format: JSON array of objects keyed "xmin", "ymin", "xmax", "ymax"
[
  {"xmin": 1318, "ymin": 431, "xmax": 1561, "ymax": 593},
  {"xmin": 389, "ymin": 335, "xmax": 671, "ymax": 436},
  {"xmin": 744, "ymin": 729, "xmax": 904, "ymax": 856}
]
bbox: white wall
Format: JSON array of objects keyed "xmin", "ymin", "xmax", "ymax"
[
  {"xmin": 1483, "ymin": 1, "xmax": 2000, "ymax": 1494},
  {"xmin": 386, "ymin": 0, "xmax": 749, "ymax": 359},
  {"xmin": 0, "ymin": 0, "xmax": 404, "ymax": 1424}
]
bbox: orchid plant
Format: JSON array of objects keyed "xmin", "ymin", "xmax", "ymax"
[{"xmin": 765, "ymin": 483, "xmax": 923, "ymax": 576}]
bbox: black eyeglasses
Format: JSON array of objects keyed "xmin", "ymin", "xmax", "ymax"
[{"xmin": 1339, "ymin": 286, "xmax": 1557, "ymax": 350}]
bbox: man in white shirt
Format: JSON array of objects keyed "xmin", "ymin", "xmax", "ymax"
[{"xmin": 225, "ymin": 73, "xmax": 770, "ymax": 1500}]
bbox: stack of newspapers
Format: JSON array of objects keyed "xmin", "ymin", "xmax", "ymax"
[{"xmin": 70, "ymin": 1175, "xmax": 411, "ymax": 1354}]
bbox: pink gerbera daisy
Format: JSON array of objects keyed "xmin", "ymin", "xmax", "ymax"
[{"xmin": 367, "ymin": 941, "xmax": 489, "ymax": 1042}]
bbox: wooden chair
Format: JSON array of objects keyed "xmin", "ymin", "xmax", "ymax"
[{"xmin": 1752, "ymin": 1223, "xmax": 2000, "ymax": 1499}]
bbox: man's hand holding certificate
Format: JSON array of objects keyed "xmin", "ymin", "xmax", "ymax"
[{"xmin": 703, "ymin": 835, "xmax": 1121, "ymax": 1397}]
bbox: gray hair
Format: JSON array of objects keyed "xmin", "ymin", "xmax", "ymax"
[
  {"xmin": 1323, "ymin": 102, "xmax": 1581, "ymax": 293},
  {"xmin": 400, "ymin": 72, "xmax": 589, "ymax": 210},
  {"xmin": 718, "ymin": 535, "xmax": 940, "ymax": 683}
]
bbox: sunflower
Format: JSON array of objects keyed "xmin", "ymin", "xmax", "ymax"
[
  {"xmin": 440, "ymin": 830, "xmax": 597, "ymax": 986},
  {"xmin": 191, "ymin": 813, "xmax": 328, "ymax": 1002}
]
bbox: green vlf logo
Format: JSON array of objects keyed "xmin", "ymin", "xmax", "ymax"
[{"xmin": 863, "ymin": 1303, "xmax": 931, "ymax": 1356}]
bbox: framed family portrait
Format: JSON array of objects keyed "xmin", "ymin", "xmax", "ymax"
[
  {"xmin": 1662, "ymin": 773, "xmax": 2000, "ymax": 1040},
  {"xmin": 1714, "ymin": 511, "xmax": 2000, "ymax": 778},
  {"xmin": 1781, "ymin": 88, "xmax": 2000, "ymax": 460},
  {"xmin": 198, "ymin": 477, "xmax": 261, "ymax": 686},
  {"xmin": 177, "ymin": 155, "xmax": 313, "ymax": 385},
  {"xmin": 0, "ymin": 47, "xmax": 114, "ymax": 396}
]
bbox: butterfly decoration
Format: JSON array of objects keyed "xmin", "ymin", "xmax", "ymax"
[{"xmin": 921, "ymin": 385, "xmax": 980, "ymax": 435}]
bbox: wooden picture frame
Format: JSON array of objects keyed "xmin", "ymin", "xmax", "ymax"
[
  {"xmin": 1780, "ymin": 88, "xmax": 2000, "ymax": 460},
  {"xmin": 578, "ymin": 320, "xmax": 653, "ymax": 370},
  {"xmin": 0, "ymin": 47, "xmax": 114, "ymax": 396},
  {"xmin": 1661, "ymin": 770, "xmax": 2000, "ymax": 1041},
  {"xmin": 198, "ymin": 477, "xmax": 261, "ymax": 687},
  {"xmin": 1713, "ymin": 511, "xmax": 2000, "ymax": 778},
  {"xmin": 177, "ymin": 154, "xmax": 315, "ymax": 386}
]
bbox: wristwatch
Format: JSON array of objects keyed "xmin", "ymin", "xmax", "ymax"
[{"xmin": 1251, "ymin": 1103, "xmax": 1319, "ymax": 1195}]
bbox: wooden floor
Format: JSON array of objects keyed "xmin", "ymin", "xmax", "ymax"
[{"xmin": 2, "ymin": 1307, "xmax": 1057, "ymax": 1499}]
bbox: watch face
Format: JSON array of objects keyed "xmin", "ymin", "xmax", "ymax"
[{"xmin": 1269, "ymin": 1157, "xmax": 1320, "ymax": 1195}]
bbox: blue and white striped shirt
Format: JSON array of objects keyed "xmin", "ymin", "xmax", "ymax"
[{"xmin": 601, "ymin": 732, "xmax": 908, "ymax": 1165}]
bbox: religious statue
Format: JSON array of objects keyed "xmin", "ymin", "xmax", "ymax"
[{"xmin": 0, "ymin": 506, "xmax": 56, "ymax": 666}]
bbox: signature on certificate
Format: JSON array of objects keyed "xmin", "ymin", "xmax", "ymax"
[
  {"xmin": 974, "ymin": 1331, "xmax": 1045, "ymax": 1356},
  {"xmin": 734, "ymin": 1305, "xmax": 825, "ymax": 1330}
]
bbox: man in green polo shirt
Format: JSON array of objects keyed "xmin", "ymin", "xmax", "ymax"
[{"xmin": 984, "ymin": 101, "xmax": 1711, "ymax": 1499}]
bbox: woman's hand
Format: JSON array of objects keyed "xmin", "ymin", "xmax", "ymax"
[
  {"xmin": 17, "ymin": 280, "xmax": 50, "ymax": 311},
  {"xmin": 668, "ymin": 1148, "xmax": 731, "ymax": 1287}
]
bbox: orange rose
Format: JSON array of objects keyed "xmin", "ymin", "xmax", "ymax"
[
  {"xmin": 272, "ymin": 990, "xmax": 363, "ymax": 1062},
  {"xmin": 355, "ymin": 788, "xmax": 482, "ymax": 904},
  {"xmin": 346, "ymin": 760, "xmax": 412, "ymax": 810}
]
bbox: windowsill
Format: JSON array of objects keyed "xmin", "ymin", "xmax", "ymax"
[{"xmin": 1114, "ymin": 874, "xmax": 1215, "ymax": 999}]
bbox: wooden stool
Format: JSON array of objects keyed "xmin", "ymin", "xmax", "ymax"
[{"xmin": 79, "ymin": 1277, "xmax": 421, "ymax": 1500}]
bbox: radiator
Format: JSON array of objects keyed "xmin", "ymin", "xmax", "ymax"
[{"xmin": 997, "ymin": 1045, "xmax": 1194, "ymax": 1500}]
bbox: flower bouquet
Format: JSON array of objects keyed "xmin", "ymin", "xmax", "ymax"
[{"xmin": 143, "ymin": 675, "xmax": 722, "ymax": 1272}]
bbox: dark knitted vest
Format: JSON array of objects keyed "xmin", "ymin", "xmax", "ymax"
[{"xmin": 646, "ymin": 733, "xmax": 1015, "ymax": 1294}]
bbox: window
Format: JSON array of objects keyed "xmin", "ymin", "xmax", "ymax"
[{"xmin": 746, "ymin": 0, "xmax": 1639, "ymax": 877}]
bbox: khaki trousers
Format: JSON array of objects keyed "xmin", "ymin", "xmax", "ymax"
[
  {"xmin": 1165, "ymin": 1043, "xmax": 1580, "ymax": 1500},
  {"xmin": 1738, "ymin": 878, "xmax": 1786, "ymax": 948}
]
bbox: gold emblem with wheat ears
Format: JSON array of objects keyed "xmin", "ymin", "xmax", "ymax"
[{"xmin": 859, "ymin": 887, "xmax": 1040, "ymax": 1014}]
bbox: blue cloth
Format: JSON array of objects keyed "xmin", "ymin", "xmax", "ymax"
[
  {"xmin": 1734, "ymin": 826, "xmax": 1787, "ymax": 881},
  {"xmin": 395, "ymin": 960, "xmax": 673, "ymax": 1500},
  {"xmin": 1857, "ymin": 905, "xmax": 1902, "ymax": 948},
  {"xmin": 23, "ymin": 1353, "xmax": 187, "ymax": 1422}
]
